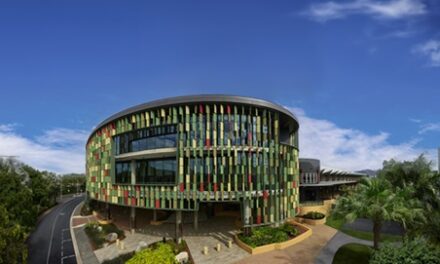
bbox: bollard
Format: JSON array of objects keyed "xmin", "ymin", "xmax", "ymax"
[
  {"xmin": 120, "ymin": 241, "xmax": 125, "ymax": 250},
  {"xmin": 228, "ymin": 240, "xmax": 232, "ymax": 248},
  {"xmin": 216, "ymin": 243, "xmax": 221, "ymax": 252},
  {"xmin": 116, "ymin": 239, "xmax": 120, "ymax": 246},
  {"xmin": 203, "ymin": 246, "xmax": 209, "ymax": 255}
]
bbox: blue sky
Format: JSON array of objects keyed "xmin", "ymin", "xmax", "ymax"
[{"xmin": 0, "ymin": 0, "xmax": 439, "ymax": 173}]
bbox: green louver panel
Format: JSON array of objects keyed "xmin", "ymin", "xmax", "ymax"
[{"xmin": 86, "ymin": 102, "xmax": 299, "ymax": 226}]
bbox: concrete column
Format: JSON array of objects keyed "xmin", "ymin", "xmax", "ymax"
[
  {"xmin": 193, "ymin": 210, "xmax": 198, "ymax": 230},
  {"xmin": 243, "ymin": 200, "xmax": 250, "ymax": 226},
  {"xmin": 130, "ymin": 160, "xmax": 136, "ymax": 231},
  {"xmin": 130, "ymin": 207, "xmax": 136, "ymax": 232},
  {"xmin": 106, "ymin": 203, "xmax": 111, "ymax": 220},
  {"xmin": 130, "ymin": 160, "xmax": 136, "ymax": 185},
  {"xmin": 175, "ymin": 211, "xmax": 182, "ymax": 243},
  {"xmin": 153, "ymin": 210, "xmax": 157, "ymax": 222}
]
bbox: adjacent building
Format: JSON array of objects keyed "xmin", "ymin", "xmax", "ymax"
[
  {"xmin": 86, "ymin": 95, "xmax": 300, "ymax": 237},
  {"xmin": 299, "ymin": 158, "xmax": 365, "ymax": 214}
]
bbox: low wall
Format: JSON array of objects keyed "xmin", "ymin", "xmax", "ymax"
[
  {"xmin": 234, "ymin": 221, "xmax": 312, "ymax": 255},
  {"xmin": 296, "ymin": 217, "xmax": 326, "ymax": 226},
  {"xmin": 299, "ymin": 199, "xmax": 335, "ymax": 215}
]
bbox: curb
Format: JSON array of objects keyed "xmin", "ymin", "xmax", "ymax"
[{"xmin": 70, "ymin": 201, "xmax": 84, "ymax": 264}]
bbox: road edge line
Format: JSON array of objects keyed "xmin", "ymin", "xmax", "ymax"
[{"xmin": 70, "ymin": 200, "xmax": 84, "ymax": 264}]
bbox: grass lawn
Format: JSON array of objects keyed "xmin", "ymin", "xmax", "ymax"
[
  {"xmin": 326, "ymin": 216, "xmax": 401, "ymax": 243},
  {"xmin": 332, "ymin": 243, "xmax": 372, "ymax": 264}
]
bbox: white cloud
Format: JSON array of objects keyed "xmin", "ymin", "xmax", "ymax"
[
  {"xmin": 1, "ymin": 110, "xmax": 437, "ymax": 174},
  {"xmin": 303, "ymin": 0, "xmax": 426, "ymax": 22},
  {"xmin": 287, "ymin": 107, "xmax": 437, "ymax": 171},
  {"xmin": 0, "ymin": 123, "xmax": 18, "ymax": 132},
  {"xmin": 419, "ymin": 122, "xmax": 440, "ymax": 134},
  {"xmin": 412, "ymin": 40, "xmax": 440, "ymax": 67},
  {"xmin": 409, "ymin": 118, "xmax": 422, "ymax": 123},
  {"xmin": 0, "ymin": 125, "xmax": 88, "ymax": 174}
]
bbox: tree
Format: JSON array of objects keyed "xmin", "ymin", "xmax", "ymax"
[
  {"xmin": 332, "ymin": 178, "xmax": 418, "ymax": 249},
  {"xmin": 390, "ymin": 186, "xmax": 426, "ymax": 240},
  {"xmin": 0, "ymin": 205, "xmax": 28, "ymax": 264},
  {"xmin": 378, "ymin": 155, "xmax": 440, "ymax": 244},
  {"xmin": 370, "ymin": 237, "xmax": 440, "ymax": 264},
  {"xmin": 60, "ymin": 173, "xmax": 86, "ymax": 195},
  {"xmin": 0, "ymin": 158, "xmax": 61, "ymax": 263}
]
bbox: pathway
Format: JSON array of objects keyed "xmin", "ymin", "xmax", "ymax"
[{"xmin": 314, "ymin": 231, "xmax": 373, "ymax": 264}]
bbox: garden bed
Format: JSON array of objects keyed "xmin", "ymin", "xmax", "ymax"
[
  {"xmin": 235, "ymin": 221, "xmax": 312, "ymax": 254},
  {"xmin": 332, "ymin": 243, "xmax": 372, "ymax": 264},
  {"xmin": 102, "ymin": 239, "xmax": 194, "ymax": 264},
  {"xmin": 84, "ymin": 222, "xmax": 125, "ymax": 250},
  {"xmin": 296, "ymin": 211, "xmax": 326, "ymax": 225}
]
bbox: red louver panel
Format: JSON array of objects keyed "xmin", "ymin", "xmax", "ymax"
[{"xmin": 263, "ymin": 190, "xmax": 269, "ymax": 200}]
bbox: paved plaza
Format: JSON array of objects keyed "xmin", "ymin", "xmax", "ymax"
[{"xmin": 72, "ymin": 205, "xmax": 354, "ymax": 264}]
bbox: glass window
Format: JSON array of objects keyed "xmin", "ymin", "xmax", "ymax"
[
  {"xmin": 113, "ymin": 124, "xmax": 177, "ymax": 155},
  {"xmin": 135, "ymin": 158, "xmax": 176, "ymax": 184},
  {"xmin": 115, "ymin": 161, "xmax": 131, "ymax": 184}
]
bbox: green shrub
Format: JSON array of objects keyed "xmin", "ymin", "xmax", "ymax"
[
  {"xmin": 303, "ymin": 211, "xmax": 325, "ymax": 219},
  {"xmin": 102, "ymin": 252, "xmax": 135, "ymax": 264},
  {"xmin": 126, "ymin": 243, "xmax": 177, "ymax": 264},
  {"xmin": 84, "ymin": 222, "xmax": 125, "ymax": 249},
  {"xmin": 370, "ymin": 238, "xmax": 440, "ymax": 264},
  {"xmin": 239, "ymin": 225, "xmax": 297, "ymax": 248},
  {"xmin": 280, "ymin": 223, "xmax": 299, "ymax": 237},
  {"xmin": 333, "ymin": 243, "xmax": 372, "ymax": 264}
]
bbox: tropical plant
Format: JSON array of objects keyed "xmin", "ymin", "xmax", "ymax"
[
  {"xmin": 303, "ymin": 211, "xmax": 325, "ymax": 219},
  {"xmin": 238, "ymin": 224, "xmax": 299, "ymax": 247},
  {"xmin": 378, "ymin": 155, "xmax": 440, "ymax": 244},
  {"xmin": 332, "ymin": 177, "xmax": 417, "ymax": 249},
  {"xmin": 126, "ymin": 243, "xmax": 177, "ymax": 264},
  {"xmin": 370, "ymin": 237, "xmax": 440, "ymax": 264}
]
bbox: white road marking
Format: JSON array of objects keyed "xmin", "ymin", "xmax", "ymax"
[
  {"xmin": 61, "ymin": 254, "xmax": 75, "ymax": 264},
  {"xmin": 62, "ymin": 239, "xmax": 72, "ymax": 243},
  {"xmin": 46, "ymin": 198, "xmax": 79, "ymax": 264}
]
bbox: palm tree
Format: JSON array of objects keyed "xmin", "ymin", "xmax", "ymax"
[
  {"xmin": 332, "ymin": 178, "xmax": 418, "ymax": 249},
  {"xmin": 390, "ymin": 186, "xmax": 426, "ymax": 241}
]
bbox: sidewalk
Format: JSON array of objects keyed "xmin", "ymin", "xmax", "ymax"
[{"xmin": 70, "ymin": 202, "xmax": 100, "ymax": 264}]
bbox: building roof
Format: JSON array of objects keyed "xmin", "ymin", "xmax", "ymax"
[
  {"xmin": 300, "ymin": 180, "xmax": 359, "ymax": 187},
  {"xmin": 89, "ymin": 94, "xmax": 299, "ymax": 141},
  {"xmin": 320, "ymin": 167, "xmax": 367, "ymax": 177}
]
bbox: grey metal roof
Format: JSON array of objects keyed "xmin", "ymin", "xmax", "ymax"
[
  {"xmin": 88, "ymin": 94, "xmax": 299, "ymax": 141},
  {"xmin": 300, "ymin": 180, "xmax": 359, "ymax": 187},
  {"xmin": 320, "ymin": 168, "xmax": 367, "ymax": 177}
]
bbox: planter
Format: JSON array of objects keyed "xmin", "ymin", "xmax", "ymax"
[
  {"xmin": 98, "ymin": 219, "xmax": 113, "ymax": 225},
  {"xmin": 302, "ymin": 216, "xmax": 326, "ymax": 226},
  {"xmin": 234, "ymin": 221, "xmax": 312, "ymax": 255}
]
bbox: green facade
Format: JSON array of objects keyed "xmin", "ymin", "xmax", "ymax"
[{"xmin": 86, "ymin": 98, "xmax": 299, "ymax": 227}]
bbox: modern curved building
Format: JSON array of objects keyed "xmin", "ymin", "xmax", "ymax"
[{"xmin": 86, "ymin": 95, "xmax": 300, "ymax": 236}]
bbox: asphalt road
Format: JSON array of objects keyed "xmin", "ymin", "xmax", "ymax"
[{"xmin": 28, "ymin": 196, "xmax": 84, "ymax": 264}]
